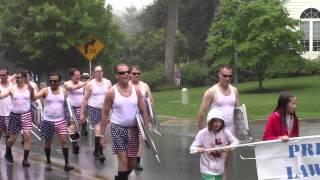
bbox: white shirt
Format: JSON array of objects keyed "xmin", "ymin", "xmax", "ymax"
[{"xmin": 190, "ymin": 128, "xmax": 239, "ymax": 175}]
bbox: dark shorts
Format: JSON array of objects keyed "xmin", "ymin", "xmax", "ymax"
[
  {"xmin": 0, "ymin": 116, "xmax": 9, "ymax": 130},
  {"xmin": 8, "ymin": 112, "xmax": 32, "ymax": 134},
  {"xmin": 111, "ymin": 123, "xmax": 139, "ymax": 157},
  {"xmin": 88, "ymin": 106, "xmax": 102, "ymax": 126},
  {"xmin": 41, "ymin": 119, "xmax": 68, "ymax": 139}
]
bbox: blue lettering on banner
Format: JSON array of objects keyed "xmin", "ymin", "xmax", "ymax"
[
  {"xmin": 289, "ymin": 143, "xmax": 320, "ymax": 158},
  {"xmin": 286, "ymin": 143, "xmax": 320, "ymax": 179},
  {"xmin": 286, "ymin": 164, "xmax": 320, "ymax": 179}
]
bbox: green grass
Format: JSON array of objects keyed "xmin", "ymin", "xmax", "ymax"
[{"xmin": 152, "ymin": 76, "xmax": 320, "ymax": 120}]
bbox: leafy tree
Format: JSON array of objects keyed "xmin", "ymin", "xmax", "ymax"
[
  {"xmin": 207, "ymin": 0, "xmax": 304, "ymax": 90},
  {"xmin": 119, "ymin": 28, "xmax": 189, "ymax": 70},
  {"xmin": 0, "ymin": 0, "xmax": 121, "ymax": 76},
  {"xmin": 140, "ymin": 0, "xmax": 217, "ymax": 60}
]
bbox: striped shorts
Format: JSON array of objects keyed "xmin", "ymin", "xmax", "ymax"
[
  {"xmin": 8, "ymin": 112, "xmax": 32, "ymax": 134},
  {"xmin": 72, "ymin": 106, "xmax": 81, "ymax": 123},
  {"xmin": 111, "ymin": 123, "xmax": 139, "ymax": 157},
  {"xmin": 87, "ymin": 106, "xmax": 101, "ymax": 126},
  {"xmin": 0, "ymin": 116, "xmax": 9, "ymax": 130},
  {"xmin": 41, "ymin": 119, "xmax": 68, "ymax": 138}
]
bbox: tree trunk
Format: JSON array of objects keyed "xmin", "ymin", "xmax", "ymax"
[{"xmin": 164, "ymin": 0, "xmax": 178, "ymax": 83}]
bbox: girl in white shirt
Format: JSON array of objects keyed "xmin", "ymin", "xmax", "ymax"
[{"xmin": 190, "ymin": 108, "xmax": 239, "ymax": 180}]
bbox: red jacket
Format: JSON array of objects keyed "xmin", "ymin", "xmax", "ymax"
[{"xmin": 262, "ymin": 111, "xmax": 299, "ymax": 141}]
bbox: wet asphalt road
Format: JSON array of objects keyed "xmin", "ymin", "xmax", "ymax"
[{"xmin": 0, "ymin": 119, "xmax": 319, "ymax": 180}]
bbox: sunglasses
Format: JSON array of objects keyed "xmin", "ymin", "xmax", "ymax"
[
  {"xmin": 222, "ymin": 74, "xmax": 232, "ymax": 78},
  {"xmin": 49, "ymin": 80, "xmax": 59, "ymax": 83},
  {"xmin": 117, "ymin": 71, "xmax": 130, "ymax": 75},
  {"xmin": 0, "ymin": 74, "xmax": 7, "ymax": 77},
  {"xmin": 131, "ymin": 72, "xmax": 141, "ymax": 76},
  {"xmin": 15, "ymin": 76, "xmax": 22, "ymax": 80}
]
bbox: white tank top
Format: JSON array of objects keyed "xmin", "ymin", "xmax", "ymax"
[
  {"xmin": 88, "ymin": 79, "xmax": 109, "ymax": 109},
  {"xmin": 11, "ymin": 85, "xmax": 31, "ymax": 114},
  {"xmin": 0, "ymin": 83, "xmax": 12, "ymax": 116},
  {"xmin": 111, "ymin": 85, "xmax": 138, "ymax": 127},
  {"xmin": 211, "ymin": 85, "xmax": 236, "ymax": 129},
  {"xmin": 68, "ymin": 84, "xmax": 84, "ymax": 107},
  {"xmin": 43, "ymin": 88, "xmax": 65, "ymax": 122}
]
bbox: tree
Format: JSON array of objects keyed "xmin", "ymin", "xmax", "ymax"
[
  {"xmin": 207, "ymin": 0, "xmax": 304, "ymax": 90},
  {"xmin": 0, "ymin": 0, "xmax": 121, "ymax": 76},
  {"xmin": 119, "ymin": 29, "xmax": 189, "ymax": 70},
  {"xmin": 140, "ymin": 0, "xmax": 217, "ymax": 60},
  {"xmin": 164, "ymin": 0, "xmax": 178, "ymax": 83}
]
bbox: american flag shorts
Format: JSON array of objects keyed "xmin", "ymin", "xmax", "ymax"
[
  {"xmin": 111, "ymin": 123, "xmax": 139, "ymax": 157},
  {"xmin": 0, "ymin": 116, "xmax": 9, "ymax": 130},
  {"xmin": 87, "ymin": 106, "xmax": 102, "ymax": 126},
  {"xmin": 72, "ymin": 106, "xmax": 81, "ymax": 123},
  {"xmin": 41, "ymin": 119, "xmax": 68, "ymax": 138},
  {"xmin": 8, "ymin": 112, "xmax": 32, "ymax": 134}
]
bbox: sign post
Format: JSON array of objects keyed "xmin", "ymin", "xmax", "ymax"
[{"xmin": 77, "ymin": 35, "xmax": 105, "ymax": 75}]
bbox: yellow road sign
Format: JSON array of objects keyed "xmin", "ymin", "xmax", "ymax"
[{"xmin": 78, "ymin": 35, "xmax": 105, "ymax": 61}]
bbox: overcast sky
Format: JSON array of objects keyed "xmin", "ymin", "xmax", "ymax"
[{"xmin": 106, "ymin": 0, "xmax": 155, "ymax": 14}]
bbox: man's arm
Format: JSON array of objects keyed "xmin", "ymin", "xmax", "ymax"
[
  {"xmin": 198, "ymin": 89, "xmax": 214, "ymax": 129},
  {"xmin": 234, "ymin": 87, "xmax": 240, "ymax": 107},
  {"xmin": 0, "ymin": 87, "xmax": 12, "ymax": 99},
  {"xmin": 31, "ymin": 87, "xmax": 48, "ymax": 100},
  {"xmin": 144, "ymin": 83, "xmax": 154, "ymax": 104},
  {"xmin": 100, "ymin": 88, "xmax": 114, "ymax": 135},
  {"xmin": 80, "ymin": 83, "xmax": 92, "ymax": 122},
  {"xmin": 64, "ymin": 79, "xmax": 91, "ymax": 91},
  {"xmin": 137, "ymin": 89, "xmax": 149, "ymax": 128}
]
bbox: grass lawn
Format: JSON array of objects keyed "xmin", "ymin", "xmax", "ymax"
[{"xmin": 152, "ymin": 76, "xmax": 320, "ymax": 120}]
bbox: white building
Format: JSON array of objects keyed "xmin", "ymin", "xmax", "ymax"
[{"xmin": 282, "ymin": 0, "xmax": 320, "ymax": 59}]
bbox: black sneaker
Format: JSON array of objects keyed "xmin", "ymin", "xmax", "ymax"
[
  {"xmin": 45, "ymin": 163, "xmax": 52, "ymax": 171},
  {"xmin": 64, "ymin": 164, "xmax": 74, "ymax": 171},
  {"xmin": 22, "ymin": 160, "xmax": 30, "ymax": 167}
]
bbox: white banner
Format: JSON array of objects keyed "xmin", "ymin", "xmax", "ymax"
[{"xmin": 255, "ymin": 136, "xmax": 320, "ymax": 180}]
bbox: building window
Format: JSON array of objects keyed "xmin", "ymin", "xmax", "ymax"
[
  {"xmin": 313, "ymin": 21, "xmax": 320, "ymax": 51},
  {"xmin": 300, "ymin": 8, "xmax": 320, "ymax": 52},
  {"xmin": 300, "ymin": 21, "xmax": 310, "ymax": 51}
]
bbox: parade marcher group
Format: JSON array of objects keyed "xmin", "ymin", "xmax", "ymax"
[{"xmin": 0, "ymin": 63, "xmax": 306, "ymax": 180}]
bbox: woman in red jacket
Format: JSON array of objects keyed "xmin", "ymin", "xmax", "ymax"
[{"xmin": 263, "ymin": 92, "xmax": 299, "ymax": 141}]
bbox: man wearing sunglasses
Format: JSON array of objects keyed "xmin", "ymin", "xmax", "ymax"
[
  {"xmin": 100, "ymin": 63, "xmax": 149, "ymax": 180},
  {"xmin": 197, "ymin": 65, "xmax": 240, "ymax": 180},
  {"xmin": 0, "ymin": 70, "xmax": 33, "ymax": 167},
  {"xmin": 64, "ymin": 68, "xmax": 93, "ymax": 155},
  {"xmin": 129, "ymin": 65, "xmax": 154, "ymax": 171},
  {"xmin": 198, "ymin": 64, "xmax": 240, "ymax": 133},
  {"xmin": 0, "ymin": 67, "xmax": 11, "ymax": 140},
  {"xmin": 30, "ymin": 72, "xmax": 74, "ymax": 171},
  {"xmin": 80, "ymin": 65, "xmax": 112, "ymax": 162}
]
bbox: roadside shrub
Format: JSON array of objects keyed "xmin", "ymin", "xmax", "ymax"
[
  {"xmin": 141, "ymin": 64, "xmax": 167, "ymax": 90},
  {"xmin": 181, "ymin": 62, "xmax": 208, "ymax": 87}
]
